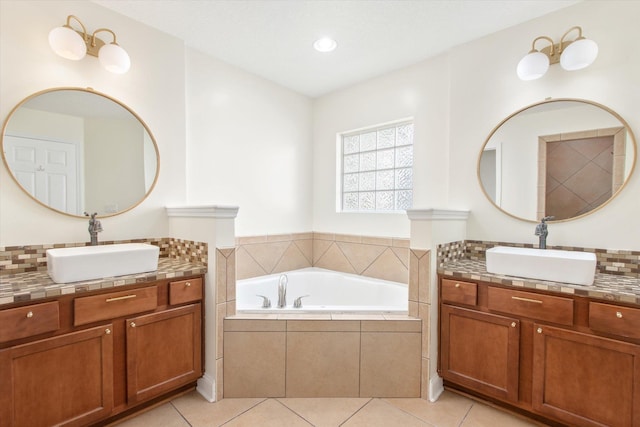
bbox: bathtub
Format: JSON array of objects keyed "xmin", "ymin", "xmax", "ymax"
[{"xmin": 236, "ymin": 267, "xmax": 408, "ymax": 314}]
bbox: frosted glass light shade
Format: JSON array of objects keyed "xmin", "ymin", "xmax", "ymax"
[
  {"xmin": 560, "ymin": 38, "xmax": 598, "ymax": 71},
  {"xmin": 49, "ymin": 26, "xmax": 86, "ymax": 60},
  {"xmin": 517, "ymin": 51, "xmax": 549, "ymax": 81},
  {"xmin": 98, "ymin": 43, "xmax": 131, "ymax": 74},
  {"xmin": 313, "ymin": 37, "xmax": 337, "ymax": 52}
]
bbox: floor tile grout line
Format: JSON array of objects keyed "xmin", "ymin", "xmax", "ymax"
[
  {"xmin": 457, "ymin": 401, "xmax": 475, "ymax": 427},
  {"xmin": 170, "ymin": 401, "xmax": 194, "ymax": 427},
  {"xmin": 275, "ymin": 398, "xmax": 320, "ymax": 426},
  {"xmin": 218, "ymin": 398, "xmax": 269, "ymax": 426},
  {"xmin": 339, "ymin": 397, "xmax": 374, "ymax": 426},
  {"xmin": 376, "ymin": 398, "xmax": 436, "ymax": 426}
]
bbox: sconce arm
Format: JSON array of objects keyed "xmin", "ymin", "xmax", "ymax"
[
  {"xmin": 530, "ymin": 35, "xmax": 555, "ymax": 55},
  {"xmin": 91, "ymin": 28, "xmax": 118, "ymax": 47}
]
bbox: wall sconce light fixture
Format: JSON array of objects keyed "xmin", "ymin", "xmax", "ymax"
[
  {"xmin": 48, "ymin": 15, "xmax": 131, "ymax": 74},
  {"xmin": 517, "ymin": 26, "xmax": 598, "ymax": 81}
]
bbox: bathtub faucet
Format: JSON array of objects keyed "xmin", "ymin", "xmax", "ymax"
[{"xmin": 277, "ymin": 274, "xmax": 288, "ymax": 308}]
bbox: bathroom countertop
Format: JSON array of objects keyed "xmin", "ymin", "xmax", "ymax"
[
  {"xmin": 0, "ymin": 257, "xmax": 207, "ymax": 306},
  {"xmin": 439, "ymin": 258, "xmax": 640, "ymax": 306}
]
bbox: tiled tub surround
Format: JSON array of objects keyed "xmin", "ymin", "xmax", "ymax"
[
  {"xmin": 223, "ymin": 318, "xmax": 422, "ymax": 398},
  {"xmin": 438, "ymin": 240, "xmax": 640, "ymax": 304},
  {"xmin": 0, "ymin": 238, "xmax": 208, "ymax": 306},
  {"xmin": 236, "ymin": 232, "xmax": 410, "ymax": 283},
  {"xmin": 225, "ymin": 233, "xmax": 432, "ymax": 400}
]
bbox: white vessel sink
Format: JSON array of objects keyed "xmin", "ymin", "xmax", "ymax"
[
  {"xmin": 47, "ymin": 243, "xmax": 159, "ymax": 284},
  {"xmin": 486, "ymin": 246, "xmax": 597, "ymax": 286}
]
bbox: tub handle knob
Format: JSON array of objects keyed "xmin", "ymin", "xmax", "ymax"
[
  {"xmin": 256, "ymin": 295, "xmax": 271, "ymax": 308},
  {"xmin": 293, "ymin": 295, "xmax": 310, "ymax": 309}
]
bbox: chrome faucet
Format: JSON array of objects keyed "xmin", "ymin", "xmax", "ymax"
[
  {"xmin": 277, "ymin": 274, "xmax": 288, "ymax": 308},
  {"xmin": 84, "ymin": 212, "xmax": 103, "ymax": 246},
  {"xmin": 534, "ymin": 215, "xmax": 554, "ymax": 249}
]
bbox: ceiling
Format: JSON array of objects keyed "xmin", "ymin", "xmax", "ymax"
[{"xmin": 92, "ymin": 0, "xmax": 581, "ymax": 98}]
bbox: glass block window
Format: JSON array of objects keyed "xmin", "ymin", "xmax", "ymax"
[{"xmin": 340, "ymin": 121, "xmax": 414, "ymax": 212}]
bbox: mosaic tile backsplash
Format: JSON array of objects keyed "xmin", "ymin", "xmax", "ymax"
[
  {"xmin": 0, "ymin": 237, "xmax": 207, "ymax": 275},
  {"xmin": 438, "ymin": 240, "xmax": 640, "ymax": 278}
]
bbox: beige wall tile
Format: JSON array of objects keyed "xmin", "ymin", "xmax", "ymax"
[
  {"xmin": 391, "ymin": 247, "xmax": 409, "ymax": 268},
  {"xmin": 267, "ymin": 234, "xmax": 293, "ymax": 242},
  {"xmin": 293, "ymin": 239, "xmax": 313, "ymax": 265},
  {"xmin": 287, "ymin": 320, "xmax": 360, "ymax": 332},
  {"xmin": 312, "ymin": 239, "xmax": 333, "ymax": 264},
  {"xmin": 286, "ymin": 332, "xmax": 360, "ymax": 397},
  {"xmin": 361, "ymin": 236, "xmax": 392, "ymax": 246},
  {"xmin": 362, "ymin": 248, "xmax": 408, "ymax": 283},
  {"xmin": 216, "ymin": 358, "xmax": 224, "ymax": 401},
  {"xmin": 277, "ymin": 314, "xmax": 332, "ymax": 320},
  {"xmin": 421, "ymin": 357, "xmax": 429, "ymax": 399},
  {"xmin": 216, "ymin": 302, "xmax": 227, "ymax": 359},
  {"xmin": 227, "ymin": 300, "xmax": 236, "ymax": 317},
  {"xmin": 272, "ymin": 243, "xmax": 312, "ymax": 273},
  {"xmin": 224, "ymin": 319, "xmax": 286, "ymax": 332},
  {"xmin": 409, "ymin": 301, "xmax": 419, "ymax": 317},
  {"xmin": 244, "ymin": 241, "xmax": 290, "ymax": 273},
  {"xmin": 418, "ymin": 303, "xmax": 430, "ymax": 357},
  {"xmin": 224, "ymin": 331, "xmax": 286, "ymax": 397},
  {"xmin": 335, "ymin": 234, "xmax": 362, "ymax": 243},
  {"xmin": 360, "ymin": 332, "xmax": 421, "ymax": 397},
  {"xmin": 361, "ymin": 320, "xmax": 421, "ymax": 333},
  {"xmin": 226, "ymin": 251, "xmax": 236, "ymax": 302},
  {"xmin": 418, "ymin": 251, "xmax": 430, "ymax": 303},
  {"xmin": 408, "ymin": 250, "xmax": 419, "ymax": 303},
  {"xmin": 236, "ymin": 236, "xmax": 268, "ymax": 245},
  {"xmin": 392, "ymin": 238, "xmax": 410, "ymax": 248},
  {"xmin": 314, "ymin": 243, "xmax": 357, "ymax": 274},
  {"xmin": 216, "ymin": 250, "xmax": 227, "ymax": 304},
  {"xmin": 236, "ymin": 246, "xmax": 267, "ymax": 280},
  {"xmin": 337, "ymin": 242, "xmax": 386, "ymax": 274},
  {"xmin": 292, "ymin": 232, "xmax": 314, "ymax": 240},
  {"xmin": 313, "ymin": 232, "xmax": 335, "ymax": 241},
  {"xmin": 218, "ymin": 247, "xmax": 234, "ymax": 258}
]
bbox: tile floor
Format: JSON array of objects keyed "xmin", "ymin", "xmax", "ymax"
[{"xmin": 114, "ymin": 389, "xmax": 546, "ymax": 427}]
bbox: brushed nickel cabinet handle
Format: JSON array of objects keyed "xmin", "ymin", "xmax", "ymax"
[
  {"xmin": 511, "ymin": 322, "xmax": 517, "ymax": 328},
  {"xmin": 537, "ymin": 327, "xmax": 543, "ymax": 334},
  {"xmin": 512, "ymin": 296, "xmax": 543, "ymax": 304},
  {"xmin": 26, "ymin": 311, "xmax": 33, "ymax": 318},
  {"xmin": 130, "ymin": 321, "xmax": 136, "ymax": 328},
  {"xmin": 105, "ymin": 328, "xmax": 111, "ymax": 335},
  {"xmin": 106, "ymin": 294, "xmax": 137, "ymax": 302}
]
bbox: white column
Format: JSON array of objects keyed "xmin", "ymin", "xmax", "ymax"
[
  {"xmin": 166, "ymin": 205, "xmax": 239, "ymax": 402},
  {"xmin": 406, "ymin": 208, "xmax": 469, "ymax": 401}
]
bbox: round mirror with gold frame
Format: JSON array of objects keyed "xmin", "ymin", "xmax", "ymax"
[
  {"xmin": 1, "ymin": 87, "xmax": 160, "ymax": 218},
  {"xmin": 478, "ymin": 98, "xmax": 636, "ymax": 222}
]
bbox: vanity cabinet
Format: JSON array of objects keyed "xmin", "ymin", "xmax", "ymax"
[
  {"xmin": 0, "ymin": 275, "xmax": 204, "ymax": 427},
  {"xmin": 439, "ymin": 275, "xmax": 640, "ymax": 427}
]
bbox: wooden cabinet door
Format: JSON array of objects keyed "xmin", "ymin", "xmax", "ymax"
[
  {"xmin": 533, "ymin": 324, "xmax": 640, "ymax": 427},
  {"xmin": 0, "ymin": 325, "xmax": 114, "ymax": 427},
  {"xmin": 440, "ymin": 304, "xmax": 520, "ymax": 402},
  {"xmin": 126, "ymin": 303, "xmax": 202, "ymax": 403}
]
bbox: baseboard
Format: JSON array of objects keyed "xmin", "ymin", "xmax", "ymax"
[
  {"xmin": 429, "ymin": 375, "xmax": 444, "ymax": 402},
  {"xmin": 196, "ymin": 373, "xmax": 216, "ymax": 402}
]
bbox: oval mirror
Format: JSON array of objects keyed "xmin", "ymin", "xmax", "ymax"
[
  {"xmin": 478, "ymin": 99, "xmax": 636, "ymax": 222},
  {"xmin": 1, "ymin": 88, "xmax": 159, "ymax": 218}
]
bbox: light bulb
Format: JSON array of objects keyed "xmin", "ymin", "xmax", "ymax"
[
  {"xmin": 313, "ymin": 37, "xmax": 337, "ymax": 53},
  {"xmin": 98, "ymin": 43, "xmax": 131, "ymax": 74},
  {"xmin": 560, "ymin": 38, "xmax": 598, "ymax": 71},
  {"xmin": 517, "ymin": 51, "xmax": 550, "ymax": 81},
  {"xmin": 49, "ymin": 26, "xmax": 86, "ymax": 60}
]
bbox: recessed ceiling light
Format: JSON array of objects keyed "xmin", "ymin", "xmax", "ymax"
[{"xmin": 313, "ymin": 37, "xmax": 337, "ymax": 53}]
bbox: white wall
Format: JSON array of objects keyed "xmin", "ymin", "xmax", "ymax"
[
  {"xmin": 448, "ymin": 0, "xmax": 640, "ymax": 250},
  {"xmin": 312, "ymin": 55, "xmax": 451, "ymax": 238},
  {"xmin": 0, "ymin": 0, "xmax": 186, "ymax": 246},
  {"xmin": 185, "ymin": 50, "xmax": 313, "ymax": 237},
  {"xmin": 314, "ymin": 0, "xmax": 640, "ymax": 250}
]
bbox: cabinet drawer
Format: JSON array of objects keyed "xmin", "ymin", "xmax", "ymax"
[
  {"xmin": 0, "ymin": 301, "xmax": 60, "ymax": 343},
  {"xmin": 169, "ymin": 277, "xmax": 203, "ymax": 305},
  {"xmin": 75, "ymin": 286, "xmax": 158, "ymax": 326},
  {"xmin": 589, "ymin": 302, "xmax": 640, "ymax": 339},
  {"xmin": 488, "ymin": 287, "xmax": 573, "ymax": 326},
  {"xmin": 441, "ymin": 279, "xmax": 477, "ymax": 306}
]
